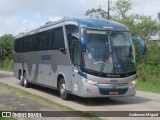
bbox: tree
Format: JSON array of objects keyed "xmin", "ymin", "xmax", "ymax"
[
  {"xmin": 111, "ymin": 0, "xmax": 135, "ymax": 32},
  {"xmin": 0, "ymin": 34, "xmax": 14, "ymax": 61},
  {"xmin": 111, "ymin": 0, "xmax": 132, "ymax": 20},
  {"xmin": 44, "ymin": 21, "xmax": 52, "ymax": 25},
  {"xmin": 132, "ymin": 15, "xmax": 159, "ymax": 39},
  {"xmin": 0, "ymin": 37, "xmax": 5, "ymax": 60},
  {"xmin": 85, "ymin": 6, "xmax": 108, "ymax": 19},
  {"xmin": 85, "ymin": 0, "xmax": 160, "ymax": 39}
]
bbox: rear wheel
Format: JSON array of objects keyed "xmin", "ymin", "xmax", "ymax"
[
  {"xmin": 19, "ymin": 72, "xmax": 24, "ymax": 86},
  {"xmin": 58, "ymin": 78, "xmax": 70, "ymax": 100},
  {"xmin": 23, "ymin": 73, "xmax": 30, "ymax": 88}
]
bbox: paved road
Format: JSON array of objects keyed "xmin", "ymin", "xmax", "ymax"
[{"xmin": 0, "ymin": 71, "xmax": 160, "ymax": 120}]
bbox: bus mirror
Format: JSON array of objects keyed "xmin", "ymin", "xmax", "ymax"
[{"xmin": 133, "ymin": 37, "xmax": 146, "ymax": 55}]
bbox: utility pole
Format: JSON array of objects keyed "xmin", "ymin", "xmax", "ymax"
[{"xmin": 108, "ymin": 0, "xmax": 110, "ymax": 20}]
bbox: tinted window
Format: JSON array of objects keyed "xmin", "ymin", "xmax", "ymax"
[
  {"xmin": 52, "ymin": 27, "xmax": 65, "ymax": 49},
  {"xmin": 43, "ymin": 31, "xmax": 52, "ymax": 50},
  {"xmin": 14, "ymin": 39, "xmax": 18, "ymax": 52},
  {"xmin": 14, "ymin": 39, "xmax": 19, "ymax": 52},
  {"xmin": 28, "ymin": 35, "xmax": 36, "ymax": 51},
  {"xmin": 65, "ymin": 25, "xmax": 79, "ymax": 56},
  {"xmin": 23, "ymin": 38, "xmax": 29, "ymax": 52},
  {"xmin": 65, "ymin": 25, "xmax": 79, "ymax": 35},
  {"xmin": 14, "ymin": 38, "xmax": 23, "ymax": 53},
  {"xmin": 14, "ymin": 26, "xmax": 65, "ymax": 52},
  {"xmin": 37, "ymin": 33, "xmax": 43, "ymax": 51}
]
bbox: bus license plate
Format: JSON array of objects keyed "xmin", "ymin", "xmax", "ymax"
[{"xmin": 109, "ymin": 91, "xmax": 119, "ymax": 95}]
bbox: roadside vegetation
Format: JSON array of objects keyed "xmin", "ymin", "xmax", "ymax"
[
  {"xmin": 0, "ymin": 34, "xmax": 14, "ymax": 71},
  {"xmin": 136, "ymin": 43, "xmax": 160, "ymax": 93},
  {"xmin": 0, "ymin": 118, "xmax": 16, "ymax": 120},
  {"xmin": 0, "ymin": 0, "xmax": 160, "ymax": 93}
]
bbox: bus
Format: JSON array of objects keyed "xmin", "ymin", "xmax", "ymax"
[{"xmin": 13, "ymin": 18, "xmax": 146, "ymax": 100}]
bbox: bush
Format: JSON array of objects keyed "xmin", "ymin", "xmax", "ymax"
[
  {"xmin": 136, "ymin": 41, "xmax": 160, "ymax": 85},
  {"xmin": 0, "ymin": 59, "xmax": 13, "ymax": 71}
]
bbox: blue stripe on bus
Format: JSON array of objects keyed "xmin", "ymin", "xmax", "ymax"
[
  {"xmin": 99, "ymin": 87, "xmax": 128, "ymax": 95},
  {"xmin": 78, "ymin": 71, "xmax": 87, "ymax": 78},
  {"xmin": 41, "ymin": 55, "xmax": 52, "ymax": 60}
]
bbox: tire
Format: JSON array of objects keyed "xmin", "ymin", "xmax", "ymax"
[
  {"xmin": 23, "ymin": 72, "xmax": 30, "ymax": 88},
  {"xmin": 19, "ymin": 72, "xmax": 24, "ymax": 86},
  {"xmin": 58, "ymin": 78, "xmax": 70, "ymax": 100}
]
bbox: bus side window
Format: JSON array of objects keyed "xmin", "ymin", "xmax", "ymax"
[
  {"xmin": 38, "ymin": 32, "xmax": 44, "ymax": 51},
  {"xmin": 14, "ymin": 39, "xmax": 19, "ymax": 53},
  {"xmin": 54, "ymin": 27, "xmax": 64, "ymax": 48},
  {"xmin": 28, "ymin": 35, "xmax": 34, "ymax": 51},
  {"xmin": 52, "ymin": 27, "xmax": 65, "ymax": 53}
]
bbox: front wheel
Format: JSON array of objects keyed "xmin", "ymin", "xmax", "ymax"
[{"xmin": 58, "ymin": 78, "xmax": 70, "ymax": 100}]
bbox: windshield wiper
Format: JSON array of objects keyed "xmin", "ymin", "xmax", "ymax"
[{"xmin": 93, "ymin": 61, "xmax": 105, "ymax": 64}]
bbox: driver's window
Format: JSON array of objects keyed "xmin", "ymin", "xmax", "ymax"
[{"xmin": 72, "ymin": 40, "xmax": 81, "ymax": 68}]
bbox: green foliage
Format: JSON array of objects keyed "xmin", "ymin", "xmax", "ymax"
[
  {"xmin": 86, "ymin": 0, "xmax": 160, "ymax": 40},
  {"xmin": 137, "ymin": 44, "xmax": 160, "ymax": 85},
  {"xmin": 111, "ymin": 0, "xmax": 159, "ymax": 39},
  {"xmin": 0, "ymin": 34, "xmax": 14, "ymax": 70},
  {"xmin": 85, "ymin": 6, "xmax": 108, "ymax": 19},
  {"xmin": 111, "ymin": 0, "xmax": 132, "ymax": 20},
  {"xmin": 130, "ymin": 15, "xmax": 159, "ymax": 39},
  {"xmin": 0, "ymin": 59, "xmax": 13, "ymax": 71},
  {"xmin": 137, "ymin": 79, "xmax": 160, "ymax": 94}
]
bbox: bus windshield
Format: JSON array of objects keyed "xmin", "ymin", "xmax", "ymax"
[{"xmin": 82, "ymin": 28, "xmax": 136, "ymax": 74}]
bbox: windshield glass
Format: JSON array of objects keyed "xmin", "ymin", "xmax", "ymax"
[
  {"xmin": 82, "ymin": 28, "xmax": 136, "ymax": 74},
  {"xmin": 110, "ymin": 31, "xmax": 136, "ymax": 73},
  {"xmin": 82, "ymin": 29, "xmax": 113, "ymax": 73}
]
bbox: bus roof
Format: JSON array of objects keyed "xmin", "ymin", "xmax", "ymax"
[
  {"xmin": 37, "ymin": 18, "xmax": 129, "ymax": 31},
  {"xmin": 16, "ymin": 18, "xmax": 129, "ymax": 39}
]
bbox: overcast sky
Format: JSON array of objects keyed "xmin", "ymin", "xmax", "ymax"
[{"xmin": 0, "ymin": 0, "xmax": 160, "ymax": 36}]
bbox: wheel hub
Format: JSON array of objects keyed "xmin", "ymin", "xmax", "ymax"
[{"xmin": 60, "ymin": 83, "xmax": 66, "ymax": 95}]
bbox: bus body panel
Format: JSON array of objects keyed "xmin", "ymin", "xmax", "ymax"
[{"xmin": 13, "ymin": 50, "xmax": 73, "ymax": 89}]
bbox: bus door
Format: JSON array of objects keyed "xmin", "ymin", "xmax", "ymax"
[{"xmin": 71, "ymin": 37, "xmax": 81, "ymax": 93}]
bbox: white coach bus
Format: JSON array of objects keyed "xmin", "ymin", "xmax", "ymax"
[{"xmin": 13, "ymin": 18, "xmax": 146, "ymax": 100}]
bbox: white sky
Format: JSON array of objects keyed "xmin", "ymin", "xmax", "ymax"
[{"xmin": 0, "ymin": 0, "xmax": 160, "ymax": 36}]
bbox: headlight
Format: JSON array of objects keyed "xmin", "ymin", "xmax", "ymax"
[
  {"xmin": 81, "ymin": 76, "xmax": 87, "ymax": 81},
  {"xmin": 81, "ymin": 77, "xmax": 99, "ymax": 85},
  {"xmin": 130, "ymin": 80, "xmax": 137, "ymax": 85},
  {"xmin": 86, "ymin": 79, "xmax": 99, "ymax": 85}
]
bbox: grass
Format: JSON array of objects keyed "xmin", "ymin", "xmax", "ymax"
[
  {"xmin": 0, "ymin": 118, "xmax": 16, "ymax": 120},
  {"xmin": 0, "ymin": 59, "xmax": 13, "ymax": 72},
  {"xmin": 0, "ymin": 83, "xmax": 101, "ymax": 120},
  {"xmin": 137, "ymin": 79, "xmax": 160, "ymax": 94},
  {"xmin": 0, "ymin": 68, "xmax": 12, "ymax": 72},
  {"xmin": 0, "ymin": 106, "xmax": 17, "ymax": 120}
]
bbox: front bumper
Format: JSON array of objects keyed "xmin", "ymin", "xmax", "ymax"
[{"xmin": 78, "ymin": 81, "xmax": 136, "ymax": 98}]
